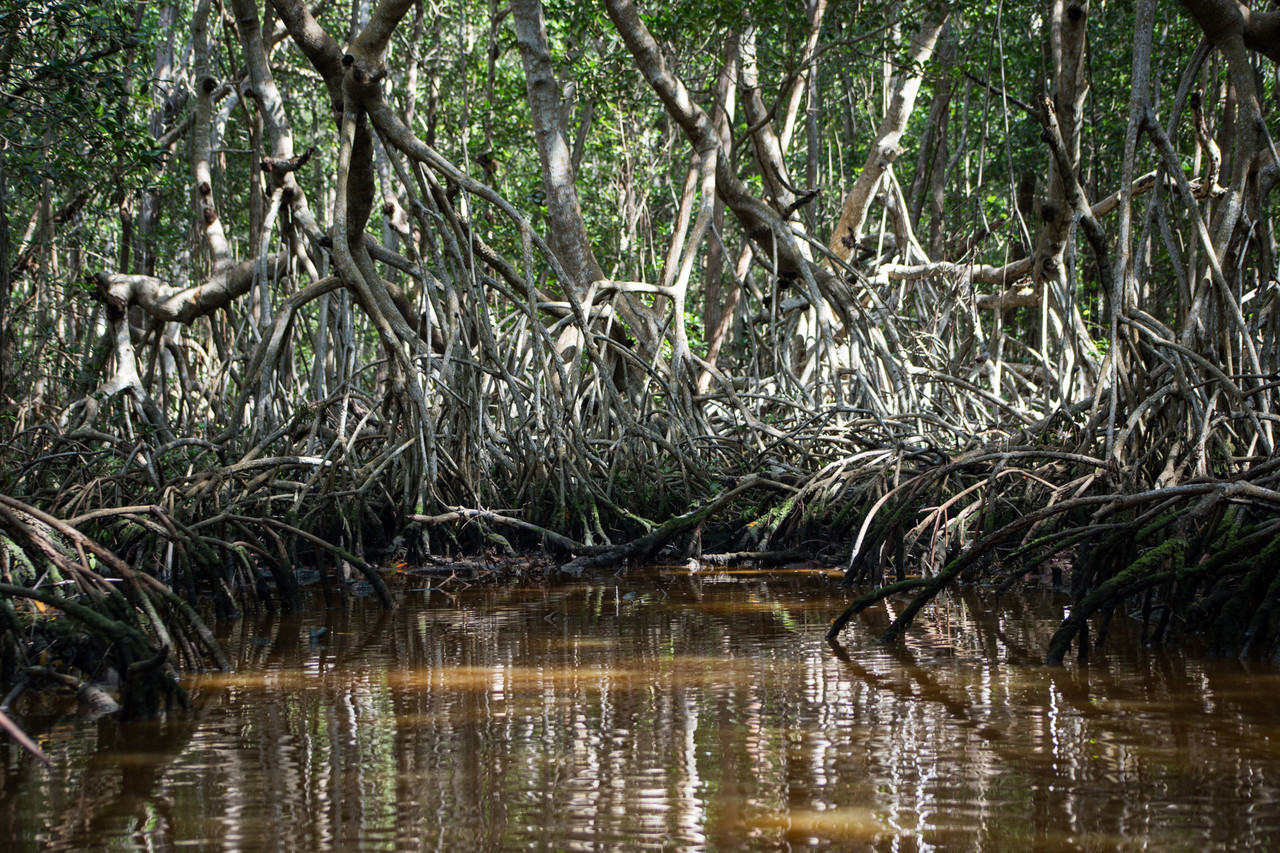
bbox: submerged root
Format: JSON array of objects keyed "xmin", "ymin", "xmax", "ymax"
[
  {"xmin": 0, "ymin": 496, "xmax": 219, "ymax": 720},
  {"xmin": 824, "ymin": 450, "xmax": 1280, "ymax": 662}
]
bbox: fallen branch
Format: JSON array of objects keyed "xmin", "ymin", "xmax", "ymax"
[
  {"xmin": 700, "ymin": 550, "xmax": 812, "ymax": 566},
  {"xmin": 410, "ymin": 507, "xmax": 593, "ymax": 554},
  {"xmin": 555, "ymin": 475, "xmax": 791, "ymax": 577}
]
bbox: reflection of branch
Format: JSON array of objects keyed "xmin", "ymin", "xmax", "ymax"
[
  {"xmin": 827, "ymin": 638, "xmax": 972, "ymax": 721},
  {"xmin": 888, "ymin": 646, "xmax": 972, "ymax": 720},
  {"xmin": 0, "ymin": 707, "xmax": 50, "ymax": 766}
]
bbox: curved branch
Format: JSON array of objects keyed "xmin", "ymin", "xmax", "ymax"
[{"xmin": 91, "ymin": 256, "xmax": 288, "ymax": 325}]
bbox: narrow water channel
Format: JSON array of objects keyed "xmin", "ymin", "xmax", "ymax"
[{"xmin": 3, "ymin": 568, "xmax": 1280, "ymax": 851}]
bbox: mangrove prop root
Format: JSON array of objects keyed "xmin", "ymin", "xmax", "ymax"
[
  {"xmin": 699, "ymin": 550, "xmax": 812, "ymax": 566},
  {"xmin": 1045, "ymin": 538, "xmax": 1187, "ymax": 665},
  {"xmin": 827, "ymin": 455, "xmax": 1280, "ymax": 662}
]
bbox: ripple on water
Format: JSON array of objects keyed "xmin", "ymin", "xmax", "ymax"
[{"xmin": 2, "ymin": 576, "xmax": 1280, "ymax": 852}]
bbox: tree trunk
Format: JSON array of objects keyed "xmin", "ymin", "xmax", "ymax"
[
  {"xmin": 510, "ymin": 0, "xmax": 603, "ymax": 297},
  {"xmin": 827, "ymin": 12, "xmax": 948, "ymax": 263},
  {"xmin": 0, "ymin": 145, "xmax": 10, "ymax": 404},
  {"xmin": 512, "ymin": 0, "xmax": 659, "ymax": 353},
  {"xmin": 700, "ymin": 33, "xmax": 739, "ymax": 391},
  {"xmin": 741, "ymin": 27, "xmax": 797, "ymax": 217},
  {"xmin": 192, "ymin": 0, "xmax": 233, "ymax": 272},
  {"xmin": 604, "ymin": 0, "xmax": 853, "ymax": 332},
  {"xmin": 1029, "ymin": 0, "xmax": 1102, "ymax": 400},
  {"xmin": 137, "ymin": 4, "xmax": 180, "ymax": 277}
]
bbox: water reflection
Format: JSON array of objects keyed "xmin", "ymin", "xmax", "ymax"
[{"xmin": 1, "ymin": 571, "xmax": 1279, "ymax": 851}]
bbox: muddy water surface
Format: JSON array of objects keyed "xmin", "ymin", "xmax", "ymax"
[{"xmin": 2, "ymin": 568, "xmax": 1280, "ymax": 851}]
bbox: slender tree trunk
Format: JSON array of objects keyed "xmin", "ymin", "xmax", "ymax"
[
  {"xmin": 741, "ymin": 27, "xmax": 797, "ymax": 216},
  {"xmin": 193, "ymin": 0, "xmax": 233, "ymax": 272},
  {"xmin": 700, "ymin": 33, "xmax": 739, "ymax": 391},
  {"xmin": 1030, "ymin": 0, "xmax": 1102, "ymax": 399},
  {"xmin": 906, "ymin": 29, "xmax": 954, "ymax": 259},
  {"xmin": 779, "ymin": 0, "xmax": 827, "ymax": 153},
  {"xmin": 510, "ymin": 0, "xmax": 603, "ymax": 297},
  {"xmin": 512, "ymin": 0, "xmax": 658, "ymax": 352},
  {"xmin": 0, "ymin": 144, "xmax": 10, "ymax": 404},
  {"xmin": 484, "ymin": 0, "xmax": 503, "ymax": 156},
  {"xmin": 137, "ymin": 4, "xmax": 180, "ymax": 276},
  {"xmin": 604, "ymin": 0, "xmax": 852, "ymax": 331},
  {"xmin": 803, "ymin": 24, "xmax": 822, "ymax": 234},
  {"xmin": 827, "ymin": 12, "xmax": 948, "ymax": 263}
]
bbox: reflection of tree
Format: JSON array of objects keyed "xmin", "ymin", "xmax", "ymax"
[
  {"xmin": 8, "ymin": 579, "xmax": 1280, "ymax": 849},
  {"xmin": 2, "ymin": 706, "xmax": 202, "ymax": 852}
]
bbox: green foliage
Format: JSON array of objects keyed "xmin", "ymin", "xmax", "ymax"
[{"xmin": 0, "ymin": 2, "xmax": 158, "ymax": 195}]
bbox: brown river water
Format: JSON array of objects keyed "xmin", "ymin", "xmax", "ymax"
[{"xmin": 2, "ymin": 567, "xmax": 1280, "ymax": 851}]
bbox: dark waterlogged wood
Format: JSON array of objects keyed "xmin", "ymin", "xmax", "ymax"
[{"xmin": 556, "ymin": 476, "xmax": 795, "ymax": 577}]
